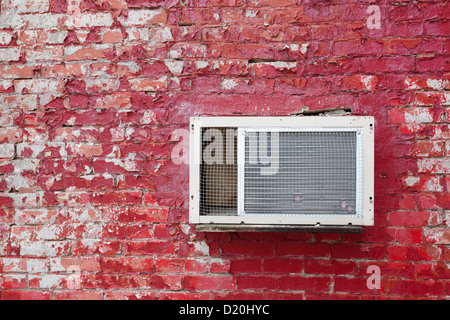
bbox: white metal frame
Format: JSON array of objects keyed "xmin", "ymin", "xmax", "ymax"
[{"xmin": 189, "ymin": 116, "xmax": 374, "ymax": 226}]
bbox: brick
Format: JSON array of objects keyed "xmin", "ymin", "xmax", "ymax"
[
  {"xmin": 155, "ymin": 258, "xmax": 185, "ymax": 273},
  {"xmin": 14, "ymin": 79, "xmax": 64, "ymax": 94},
  {"xmin": 424, "ymin": 20, "xmax": 450, "ymax": 36},
  {"xmin": 396, "ymin": 228, "xmax": 424, "ymax": 244},
  {"xmin": 64, "ymin": 45, "xmax": 114, "ymax": 61},
  {"xmin": 248, "ymin": 0, "xmax": 297, "ymax": 6},
  {"xmin": 304, "ymin": 259, "xmax": 357, "ymax": 275},
  {"xmin": 0, "ymin": 31, "xmax": 13, "ymax": 45},
  {"xmin": 102, "ymin": 0, "xmax": 127, "ymax": 9},
  {"xmin": 22, "ymin": 13, "xmax": 63, "ymax": 29},
  {"xmin": 401, "ymin": 175, "xmax": 443, "ymax": 192},
  {"xmin": 221, "ymin": 241, "xmax": 274, "ymax": 256},
  {"xmin": 331, "ymin": 244, "xmax": 386, "ymax": 260},
  {"xmin": 19, "ymin": 30, "xmax": 69, "ymax": 45},
  {"xmin": 73, "ymin": 12, "xmax": 114, "ymax": 28},
  {"xmin": 0, "ymin": 65, "xmax": 35, "ymax": 79},
  {"xmin": 388, "ymin": 107, "xmax": 434, "ymax": 124},
  {"xmin": 418, "ymin": 159, "xmax": 450, "ymax": 174},
  {"xmin": 26, "ymin": 46, "xmax": 63, "ymax": 62},
  {"xmin": 1, "ymin": 258, "xmax": 48, "ymax": 273},
  {"xmin": 278, "ymin": 275, "xmax": 332, "ymax": 292},
  {"xmin": 183, "ymin": 275, "xmax": 235, "ymax": 291},
  {"xmin": 263, "ymin": 258, "xmax": 303, "ymax": 273},
  {"xmin": 388, "ymin": 211, "xmax": 440, "ymax": 227},
  {"xmin": 333, "ymin": 40, "xmax": 385, "ymax": 56},
  {"xmin": 230, "ymin": 258, "xmax": 262, "ymax": 273},
  {"xmin": 0, "ymin": 144, "xmax": 15, "ymax": 158},
  {"xmin": 414, "ymin": 140, "xmax": 445, "ymax": 157},
  {"xmin": 54, "ymin": 290, "xmax": 103, "ymax": 300},
  {"xmin": 0, "ymin": 128, "xmax": 22, "ymax": 143},
  {"xmin": 102, "ymin": 30, "xmax": 124, "ymax": 43},
  {"xmin": 416, "ymin": 56, "xmax": 449, "ymax": 73},
  {"xmin": 86, "ymin": 78, "xmax": 119, "ymax": 93},
  {"xmin": 28, "ymin": 274, "xmax": 67, "ymax": 289},
  {"xmin": 40, "ymin": 63, "xmax": 87, "ymax": 77},
  {"xmin": 360, "ymin": 56, "xmax": 415, "ymax": 73},
  {"xmin": 104, "ymin": 290, "xmax": 156, "ymax": 300},
  {"xmin": 385, "ymin": 278, "xmax": 445, "ymax": 297},
  {"xmin": 101, "ymin": 257, "xmax": 153, "ymax": 273},
  {"xmin": 169, "ymin": 43, "xmax": 207, "ymax": 59},
  {"xmin": 125, "ymin": 240, "xmax": 174, "ymax": 255},
  {"xmin": 50, "ymin": 256, "xmax": 101, "ymax": 272},
  {"xmin": 424, "ymin": 228, "xmax": 450, "ymax": 245},
  {"xmin": 0, "ymin": 80, "xmax": 14, "ymax": 93},
  {"xmin": 19, "ymin": 241, "xmax": 70, "ymax": 257},
  {"xmin": 0, "ymin": 0, "xmax": 446, "ymax": 300},
  {"xmin": 0, "ymin": 48, "xmax": 21, "ymax": 62},
  {"xmin": 118, "ymin": 9, "xmax": 167, "ymax": 26},
  {"xmin": 237, "ymin": 275, "xmax": 277, "ymax": 290},
  {"xmin": 0, "ymin": 274, "xmax": 27, "ymax": 289},
  {"xmin": 275, "ymin": 242, "xmax": 329, "ymax": 257},
  {"xmin": 2, "ymin": 0, "xmax": 50, "ymax": 13}
]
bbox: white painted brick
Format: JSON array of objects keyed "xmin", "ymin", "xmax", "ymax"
[
  {"xmin": 0, "ymin": 48, "xmax": 21, "ymax": 62},
  {"xmin": 28, "ymin": 274, "xmax": 67, "ymax": 288},
  {"xmin": 0, "ymin": 144, "xmax": 15, "ymax": 158},
  {"xmin": 1, "ymin": 0, "xmax": 50, "ymax": 13},
  {"xmin": 63, "ymin": 12, "xmax": 113, "ymax": 29},
  {"xmin": 0, "ymin": 32, "xmax": 13, "ymax": 45},
  {"xmin": 1, "ymin": 258, "xmax": 48, "ymax": 273},
  {"xmin": 118, "ymin": 9, "xmax": 166, "ymax": 26},
  {"xmin": 19, "ymin": 241, "xmax": 68, "ymax": 257},
  {"xmin": 77, "ymin": 12, "xmax": 114, "ymax": 28},
  {"xmin": 0, "ymin": 80, "xmax": 14, "ymax": 91},
  {"xmin": 47, "ymin": 30, "xmax": 69, "ymax": 44},
  {"xmin": 15, "ymin": 79, "xmax": 64, "ymax": 94},
  {"xmin": 22, "ymin": 13, "xmax": 64, "ymax": 29}
]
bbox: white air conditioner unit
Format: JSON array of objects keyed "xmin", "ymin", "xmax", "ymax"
[{"xmin": 189, "ymin": 116, "xmax": 374, "ymax": 231}]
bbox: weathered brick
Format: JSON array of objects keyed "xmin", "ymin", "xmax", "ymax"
[
  {"xmin": 183, "ymin": 275, "xmax": 236, "ymax": 291},
  {"xmin": 1, "ymin": 290, "xmax": 51, "ymax": 300},
  {"xmin": 102, "ymin": 30, "xmax": 124, "ymax": 43},
  {"xmin": 0, "ymin": 274, "xmax": 27, "ymax": 288},
  {"xmin": 25, "ymin": 46, "xmax": 63, "ymax": 62},
  {"xmin": 0, "ymin": 48, "xmax": 21, "ymax": 62},
  {"xmin": 50, "ymin": 256, "xmax": 101, "ymax": 272},
  {"xmin": 129, "ymin": 77, "xmax": 168, "ymax": 91},
  {"xmin": 54, "ymin": 291, "xmax": 103, "ymax": 300},
  {"xmin": 14, "ymin": 79, "xmax": 64, "ymax": 94},
  {"xmin": 62, "ymin": 12, "xmax": 113, "ymax": 29},
  {"xmin": 414, "ymin": 140, "xmax": 445, "ymax": 157},
  {"xmin": 0, "ymin": 31, "xmax": 13, "ymax": 45},
  {"xmin": 118, "ymin": 9, "xmax": 167, "ymax": 26},
  {"xmin": 388, "ymin": 107, "xmax": 434, "ymax": 124},
  {"xmin": 401, "ymin": 175, "xmax": 443, "ymax": 192},
  {"xmin": 64, "ymin": 45, "xmax": 114, "ymax": 61},
  {"xmin": 388, "ymin": 211, "xmax": 441, "ymax": 227},
  {"xmin": 418, "ymin": 159, "xmax": 450, "ymax": 174},
  {"xmin": 22, "ymin": 13, "xmax": 64, "ymax": 29},
  {"xmin": 19, "ymin": 241, "xmax": 70, "ymax": 257},
  {"xmin": 278, "ymin": 275, "xmax": 332, "ymax": 292},
  {"xmin": 2, "ymin": 0, "xmax": 50, "ymax": 13}
]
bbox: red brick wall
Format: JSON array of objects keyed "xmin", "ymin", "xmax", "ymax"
[{"xmin": 0, "ymin": 0, "xmax": 449, "ymax": 300}]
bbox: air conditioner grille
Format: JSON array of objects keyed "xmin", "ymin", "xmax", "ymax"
[{"xmin": 239, "ymin": 129, "xmax": 362, "ymax": 217}]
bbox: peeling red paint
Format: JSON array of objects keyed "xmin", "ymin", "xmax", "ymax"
[{"xmin": 0, "ymin": 0, "xmax": 449, "ymax": 300}]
